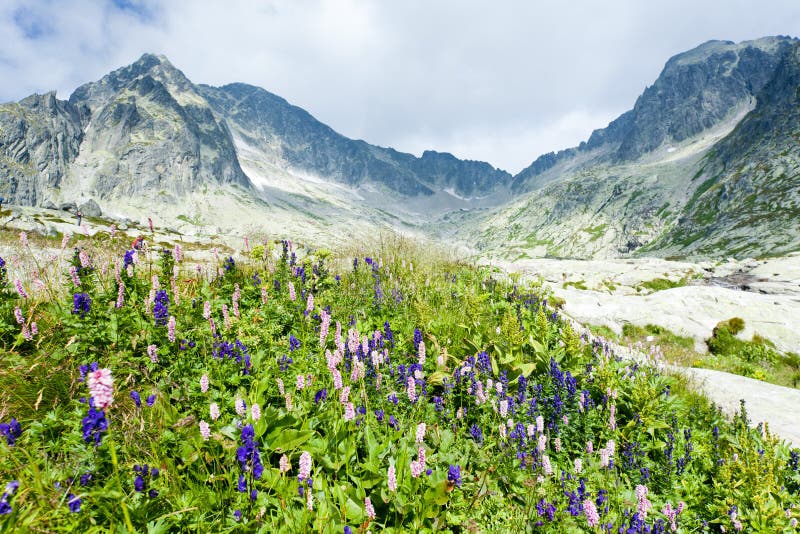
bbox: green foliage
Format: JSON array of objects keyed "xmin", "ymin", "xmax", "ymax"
[
  {"xmin": 635, "ymin": 277, "xmax": 688, "ymax": 293},
  {"xmin": 562, "ymin": 280, "xmax": 588, "ymax": 290},
  {"xmin": 707, "ymin": 318, "xmax": 779, "ymax": 364}
]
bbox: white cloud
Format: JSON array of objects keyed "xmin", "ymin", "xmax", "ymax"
[{"xmin": 1, "ymin": 0, "xmax": 799, "ymax": 171}]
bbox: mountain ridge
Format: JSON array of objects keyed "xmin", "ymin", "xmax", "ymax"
[{"xmin": 2, "ymin": 38, "xmax": 800, "ymax": 259}]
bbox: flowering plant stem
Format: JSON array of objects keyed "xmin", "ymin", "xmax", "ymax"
[{"xmin": 108, "ymin": 430, "xmax": 135, "ymax": 532}]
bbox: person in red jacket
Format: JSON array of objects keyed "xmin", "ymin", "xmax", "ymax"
[{"xmin": 132, "ymin": 236, "xmax": 145, "ymax": 251}]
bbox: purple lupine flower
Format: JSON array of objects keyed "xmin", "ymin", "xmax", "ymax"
[
  {"xmin": 81, "ymin": 402, "xmax": 107, "ymax": 446},
  {"xmin": 67, "ymin": 493, "xmax": 81, "ymax": 513},
  {"xmin": 469, "ymin": 424, "xmax": 483, "ymax": 445},
  {"xmin": 130, "ymin": 391, "xmax": 141, "ymax": 408},
  {"xmin": 146, "ymin": 394, "xmax": 156, "ymax": 407},
  {"xmin": 447, "ymin": 465, "xmax": 462, "ymax": 488},
  {"xmin": 72, "ymin": 293, "xmax": 91, "ymax": 318},
  {"xmin": 0, "ymin": 418, "xmax": 22, "ymax": 446},
  {"xmin": 153, "ymin": 290, "xmax": 169, "ymax": 326}
]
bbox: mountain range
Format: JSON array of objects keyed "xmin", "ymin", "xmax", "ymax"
[{"xmin": 1, "ymin": 36, "xmax": 799, "ymax": 259}]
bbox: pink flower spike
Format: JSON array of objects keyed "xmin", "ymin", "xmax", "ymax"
[
  {"xmin": 299, "ymin": 451, "xmax": 312, "ymax": 480},
  {"xmin": 199, "ymin": 420, "xmax": 211, "ymax": 441},
  {"xmin": 388, "ymin": 465, "xmax": 397, "ymax": 491},
  {"xmin": 584, "ymin": 499, "xmax": 600, "ymax": 527},
  {"xmin": 365, "ymin": 496, "xmax": 376, "ymax": 519},
  {"xmin": 279, "ymin": 454, "xmax": 290, "ymax": 474},
  {"xmin": 87, "ymin": 368, "xmax": 114, "ymax": 410}
]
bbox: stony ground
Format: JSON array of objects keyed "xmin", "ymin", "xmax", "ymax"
[{"xmin": 501, "ymin": 255, "xmax": 800, "ymax": 353}]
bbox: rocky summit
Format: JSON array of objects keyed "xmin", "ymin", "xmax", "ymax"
[{"xmin": 2, "ymin": 37, "xmax": 800, "ymax": 259}]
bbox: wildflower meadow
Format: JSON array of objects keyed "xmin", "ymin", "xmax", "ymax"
[{"xmin": 0, "ymin": 230, "xmax": 798, "ymax": 532}]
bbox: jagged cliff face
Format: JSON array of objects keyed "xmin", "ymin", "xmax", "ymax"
[
  {"xmin": 0, "ymin": 92, "xmax": 83, "ymax": 206},
  {"xmin": 63, "ymin": 55, "xmax": 250, "ymax": 205},
  {"xmin": 511, "ymin": 37, "xmax": 794, "ymax": 193},
  {"xmin": 652, "ymin": 41, "xmax": 800, "ymax": 258}
]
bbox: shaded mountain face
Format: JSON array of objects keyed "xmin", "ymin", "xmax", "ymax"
[
  {"xmin": 653, "ymin": 40, "xmax": 800, "ymax": 257},
  {"xmin": 0, "ymin": 92, "xmax": 83, "ymax": 206},
  {"xmin": 198, "ymin": 82, "xmax": 511, "ymax": 197}
]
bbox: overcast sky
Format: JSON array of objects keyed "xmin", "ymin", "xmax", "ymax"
[{"xmin": 1, "ymin": 1, "xmax": 798, "ymax": 173}]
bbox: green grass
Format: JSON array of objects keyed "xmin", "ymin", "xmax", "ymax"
[
  {"xmin": 562, "ymin": 279, "xmax": 588, "ymax": 290},
  {"xmin": 581, "ymin": 224, "xmax": 607, "ymax": 242},
  {"xmin": 635, "ymin": 277, "xmax": 689, "ymax": 293},
  {"xmin": 617, "ymin": 319, "xmax": 800, "ymax": 389}
]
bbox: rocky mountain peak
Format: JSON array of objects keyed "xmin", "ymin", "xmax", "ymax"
[
  {"xmin": 512, "ymin": 36, "xmax": 798, "ymax": 192},
  {"xmin": 69, "ymin": 53, "xmax": 197, "ymax": 113}
]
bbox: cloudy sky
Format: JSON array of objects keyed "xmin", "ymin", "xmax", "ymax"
[{"xmin": 1, "ymin": 1, "xmax": 798, "ymax": 173}]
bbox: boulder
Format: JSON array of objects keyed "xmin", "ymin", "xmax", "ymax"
[
  {"xmin": 79, "ymin": 199, "xmax": 102, "ymax": 217},
  {"xmin": 59, "ymin": 201, "xmax": 77, "ymax": 212}
]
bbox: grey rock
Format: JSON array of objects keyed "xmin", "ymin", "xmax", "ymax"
[
  {"xmin": 79, "ymin": 199, "xmax": 102, "ymax": 217},
  {"xmin": 59, "ymin": 202, "xmax": 77, "ymax": 212}
]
